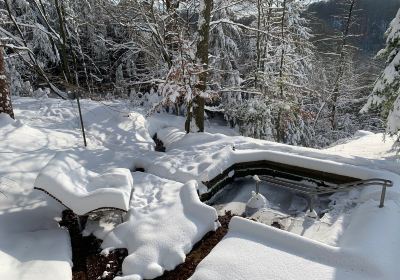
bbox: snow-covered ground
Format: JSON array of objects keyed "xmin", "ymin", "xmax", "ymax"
[
  {"xmin": 1, "ymin": 96, "xmax": 399, "ymax": 280},
  {"xmin": 190, "ymin": 208, "xmax": 400, "ymax": 280},
  {"xmin": 101, "ymin": 173, "xmax": 218, "ymax": 280}
]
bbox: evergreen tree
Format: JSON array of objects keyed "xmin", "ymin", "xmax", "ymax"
[
  {"xmin": 363, "ymin": 8, "xmax": 400, "ymax": 144},
  {"xmin": 225, "ymin": 0, "xmax": 314, "ymax": 145}
]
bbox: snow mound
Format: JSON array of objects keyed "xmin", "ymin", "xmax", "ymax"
[
  {"xmin": 246, "ymin": 191, "xmax": 268, "ymax": 209},
  {"xmin": 0, "ymin": 112, "xmax": 16, "ymax": 126},
  {"xmin": 0, "ymin": 113, "xmax": 48, "ymax": 153},
  {"xmin": 80, "ymin": 104, "xmax": 154, "ymax": 150},
  {"xmin": 135, "ymin": 130, "xmax": 400, "ymax": 187},
  {"xmin": 0, "ymin": 229, "xmax": 72, "ymax": 280},
  {"xmin": 101, "ymin": 172, "xmax": 218, "ymax": 280},
  {"xmin": 353, "ymin": 130, "xmax": 375, "ymax": 137},
  {"xmin": 34, "ymin": 152, "xmax": 133, "ymax": 215},
  {"xmin": 191, "ymin": 198, "xmax": 400, "ymax": 280},
  {"xmin": 156, "ymin": 127, "xmax": 185, "ymax": 150},
  {"xmin": 190, "ymin": 216, "xmax": 380, "ymax": 280}
]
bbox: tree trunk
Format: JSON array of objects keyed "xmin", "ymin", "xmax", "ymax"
[
  {"xmin": 0, "ymin": 47, "xmax": 14, "ymax": 119},
  {"xmin": 255, "ymin": 0, "xmax": 262, "ymax": 88},
  {"xmin": 55, "ymin": 0, "xmax": 71, "ymax": 83},
  {"xmin": 330, "ymin": 0, "xmax": 356, "ymax": 130},
  {"xmin": 194, "ymin": 0, "xmax": 213, "ymax": 132},
  {"xmin": 278, "ymin": 0, "xmax": 287, "ymax": 99},
  {"xmin": 185, "ymin": 100, "xmax": 192, "ymax": 133},
  {"xmin": 260, "ymin": 1, "xmax": 273, "ymax": 93},
  {"xmin": 276, "ymin": 0, "xmax": 287, "ymax": 143}
]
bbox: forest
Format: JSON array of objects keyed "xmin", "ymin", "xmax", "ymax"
[
  {"xmin": 1, "ymin": 0, "xmax": 400, "ymax": 148},
  {"xmin": 1, "ymin": 1, "xmax": 400, "ymax": 280}
]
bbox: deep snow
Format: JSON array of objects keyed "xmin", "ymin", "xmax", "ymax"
[
  {"xmin": 34, "ymin": 152, "xmax": 133, "ymax": 215},
  {"xmin": 190, "ymin": 209, "xmax": 400, "ymax": 280},
  {"xmin": 1, "ymin": 96, "xmax": 399, "ymax": 280},
  {"xmin": 101, "ymin": 173, "xmax": 218, "ymax": 280}
]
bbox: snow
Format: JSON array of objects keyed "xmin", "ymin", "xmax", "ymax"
[
  {"xmin": 0, "ymin": 113, "xmax": 51, "ymax": 153},
  {"xmin": 101, "ymin": 172, "xmax": 218, "ymax": 280},
  {"xmin": 373, "ymin": 51, "xmax": 400, "ymax": 94},
  {"xmin": 0, "ymin": 109, "xmax": 74, "ymax": 280},
  {"xmin": 211, "ymin": 177, "xmax": 359, "ymax": 245},
  {"xmin": 246, "ymin": 191, "xmax": 268, "ymax": 209},
  {"xmin": 147, "ymin": 113, "xmax": 238, "ymax": 148},
  {"xmin": 363, "ymin": 8, "xmax": 400, "ymax": 137},
  {"xmin": 34, "ymin": 152, "xmax": 133, "ymax": 215},
  {"xmin": 186, "ymin": 132, "xmax": 400, "ymax": 280},
  {"xmin": 80, "ymin": 105, "xmax": 154, "ymax": 151},
  {"xmin": 386, "ymin": 8, "xmax": 400, "ymax": 45},
  {"xmin": 156, "ymin": 127, "xmax": 185, "ymax": 150},
  {"xmin": 190, "ymin": 203, "xmax": 400, "ymax": 280},
  {"xmin": 82, "ymin": 213, "xmax": 121, "ymax": 240},
  {"xmin": 0, "ymin": 229, "xmax": 72, "ymax": 280},
  {"xmin": 135, "ymin": 129, "xmax": 399, "ymax": 189},
  {"xmin": 1, "ymin": 96, "xmax": 400, "ymax": 280},
  {"xmin": 387, "ymin": 93, "xmax": 400, "ymax": 133},
  {"xmin": 164, "ymin": 131, "xmax": 398, "ymax": 182},
  {"xmin": 324, "ymin": 132, "xmax": 399, "ymax": 172}
]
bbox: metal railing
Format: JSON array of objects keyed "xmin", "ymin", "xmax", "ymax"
[
  {"xmin": 201, "ymin": 161, "xmax": 394, "ymax": 213},
  {"xmin": 258, "ymin": 175, "xmax": 393, "ymax": 210}
]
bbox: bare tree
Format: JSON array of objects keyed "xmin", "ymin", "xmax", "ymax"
[{"xmin": 329, "ymin": 0, "xmax": 358, "ymax": 130}]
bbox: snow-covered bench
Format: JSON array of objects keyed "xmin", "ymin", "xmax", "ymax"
[{"xmin": 34, "ymin": 153, "xmax": 133, "ymax": 215}]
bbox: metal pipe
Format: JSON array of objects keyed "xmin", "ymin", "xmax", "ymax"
[
  {"xmin": 309, "ymin": 196, "xmax": 314, "ymax": 213},
  {"xmin": 76, "ymin": 215, "xmax": 82, "ymax": 232},
  {"xmin": 76, "ymin": 95, "xmax": 87, "ymax": 147},
  {"xmin": 253, "ymin": 175, "xmax": 261, "ymax": 194},
  {"xmin": 379, "ymin": 183, "xmax": 387, "ymax": 208}
]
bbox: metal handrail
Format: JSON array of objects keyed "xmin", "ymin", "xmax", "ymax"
[{"xmin": 259, "ymin": 175, "xmax": 393, "ymax": 209}]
